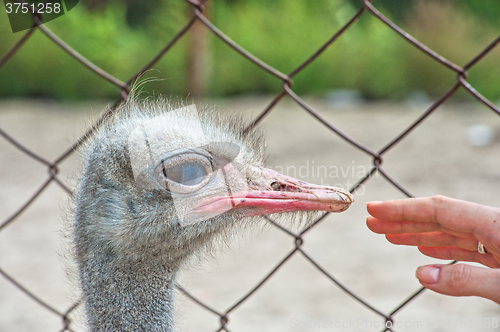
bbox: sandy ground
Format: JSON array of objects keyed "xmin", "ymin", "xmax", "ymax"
[{"xmin": 1, "ymin": 97, "xmax": 500, "ymax": 332}]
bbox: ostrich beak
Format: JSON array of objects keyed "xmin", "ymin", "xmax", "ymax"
[{"xmin": 195, "ymin": 168, "xmax": 354, "ymax": 218}]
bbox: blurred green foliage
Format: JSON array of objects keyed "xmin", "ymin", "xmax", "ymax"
[{"xmin": 0, "ymin": 0, "xmax": 498, "ymax": 100}]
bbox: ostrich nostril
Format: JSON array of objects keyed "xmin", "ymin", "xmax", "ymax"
[{"xmin": 270, "ymin": 181, "xmax": 281, "ymax": 191}]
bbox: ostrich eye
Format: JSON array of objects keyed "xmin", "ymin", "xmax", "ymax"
[
  {"xmin": 154, "ymin": 153, "xmax": 213, "ymax": 194},
  {"xmin": 163, "ymin": 162, "xmax": 207, "ymax": 186}
]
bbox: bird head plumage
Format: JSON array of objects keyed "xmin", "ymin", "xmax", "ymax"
[{"xmin": 74, "ymin": 97, "xmax": 353, "ymax": 268}]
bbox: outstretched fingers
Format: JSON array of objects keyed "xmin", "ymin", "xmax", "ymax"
[{"xmin": 367, "ymin": 196, "xmax": 500, "ymax": 303}]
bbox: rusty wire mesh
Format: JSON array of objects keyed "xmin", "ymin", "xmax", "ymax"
[{"xmin": 1, "ymin": 0, "xmax": 500, "ymax": 331}]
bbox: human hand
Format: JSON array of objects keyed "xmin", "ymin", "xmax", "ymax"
[{"xmin": 366, "ymin": 196, "xmax": 500, "ymax": 304}]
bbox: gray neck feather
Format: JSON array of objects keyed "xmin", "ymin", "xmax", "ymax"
[{"xmin": 80, "ymin": 250, "xmax": 177, "ymax": 332}]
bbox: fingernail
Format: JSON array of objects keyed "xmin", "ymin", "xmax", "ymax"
[
  {"xmin": 366, "ymin": 201, "xmax": 382, "ymax": 205},
  {"xmin": 416, "ymin": 266, "xmax": 440, "ymax": 284}
]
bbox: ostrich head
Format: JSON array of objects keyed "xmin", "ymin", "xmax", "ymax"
[{"xmin": 74, "ymin": 98, "xmax": 353, "ymax": 331}]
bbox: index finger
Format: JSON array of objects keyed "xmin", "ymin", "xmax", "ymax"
[{"xmin": 367, "ymin": 196, "xmax": 500, "ymax": 233}]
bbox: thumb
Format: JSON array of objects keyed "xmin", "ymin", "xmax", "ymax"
[{"xmin": 416, "ymin": 264, "xmax": 500, "ymax": 304}]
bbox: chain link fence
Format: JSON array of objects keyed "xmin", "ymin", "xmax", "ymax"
[{"xmin": 1, "ymin": 0, "xmax": 500, "ymax": 331}]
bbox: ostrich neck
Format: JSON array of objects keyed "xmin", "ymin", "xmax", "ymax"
[{"xmin": 80, "ymin": 248, "xmax": 179, "ymax": 332}]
